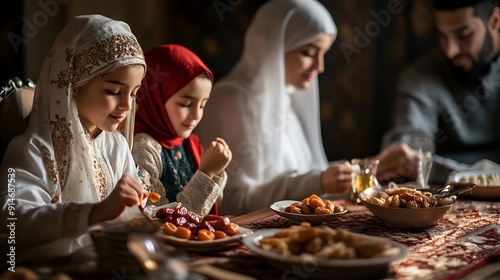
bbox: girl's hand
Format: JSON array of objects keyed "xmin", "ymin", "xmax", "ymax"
[
  {"xmin": 89, "ymin": 175, "xmax": 147, "ymax": 225},
  {"xmin": 321, "ymin": 161, "xmax": 354, "ymax": 194},
  {"xmin": 199, "ymin": 137, "xmax": 232, "ymax": 178}
]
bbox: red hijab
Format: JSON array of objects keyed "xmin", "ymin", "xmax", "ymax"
[{"xmin": 135, "ymin": 44, "xmax": 214, "ymax": 169}]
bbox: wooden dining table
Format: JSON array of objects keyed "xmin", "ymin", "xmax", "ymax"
[{"xmin": 6, "ymin": 195, "xmax": 499, "ymax": 280}]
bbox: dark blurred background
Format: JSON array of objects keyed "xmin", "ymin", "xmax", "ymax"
[{"xmin": 0, "ymin": 0, "xmax": 438, "ymax": 161}]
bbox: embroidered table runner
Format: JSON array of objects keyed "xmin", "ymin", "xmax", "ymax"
[{"xmin": 240, "ymin": 199, "xmax": 500, "ymax": 280}]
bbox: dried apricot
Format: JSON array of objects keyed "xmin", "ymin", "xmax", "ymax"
[
  {"xmin": 214, "ymin": 230, "xmax": 227, "ymax": 239},
  {"xmin": 162, "ymin": 222, "xmax": 177, "ymax": 236},
  {"xmin": 197, "ymin": 229, "xmax": 215, "ymax": 241},
  {"xmin": 174, "ymin": 226, "xmax": 192, "ymax": 240},
  {"xmin": 148, "ymin": 192, "xmax": 161, "ymax": 203},
  {"xmin": 223, "ymin": 223, "xmax": 240, "ymax": 236}
]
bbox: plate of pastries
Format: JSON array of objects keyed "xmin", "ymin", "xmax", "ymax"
[{"xmin": 270, "ymin": 194, "xmax": 347, "ymax": 225}]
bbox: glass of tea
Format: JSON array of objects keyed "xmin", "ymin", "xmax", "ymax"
[{"xmin": 350, "ymin": 158, "xmax": 380, "ymax": 204}]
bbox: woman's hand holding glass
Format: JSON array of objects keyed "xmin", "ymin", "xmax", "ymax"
[
  {"xmin": 199, "ymin": 137, "xmax": 232, "ymax": 179},
  {"xmin": 89, "ymin": 174, "xmax": 147, "ymax": 225},
  {"xmin": 321, "ymin": 161, "xmax": 354, "ymax": 194}
]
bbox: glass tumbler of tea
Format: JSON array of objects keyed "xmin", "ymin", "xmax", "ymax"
[{"xmin": 351, "ymin": 158, "xmax": 380, "ymax": 204}]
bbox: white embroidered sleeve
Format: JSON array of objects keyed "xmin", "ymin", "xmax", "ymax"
[
  {"xmin": 132, "ymin": 133, "xmax": 170, "ymax": 205},
  {"xmin": 0, "ymin": 136, "xmax": 95, "ymax": 259}
]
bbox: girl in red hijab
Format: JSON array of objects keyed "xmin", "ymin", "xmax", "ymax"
[{"xmin": 133, "ymin": 44, "xmax": 231, "ymax": 215}]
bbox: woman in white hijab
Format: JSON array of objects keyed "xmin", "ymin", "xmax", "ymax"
[
  {"xmin": 196, "ymin": 0, "xmax": 353, "ymax": 215},
  {"xmin": 0, "ymin": 15, "xmax": 147, "ymax": 262}
]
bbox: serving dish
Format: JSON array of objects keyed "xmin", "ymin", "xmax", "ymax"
[
  {"xmin": 145, "ymin": 203, "xmax": 252, "ymax": 252},
  {"xmin": 158, "ymin": 227, "xmax": 252, "ymax": 253},
  {"xmin": 243, "ymin": 229, "xmax": 408, "ymax": 280},
  {"xmin": 359, "ymin": 186, "xmax": 454, "ymax": 228},
  {"xmin": 447, "ymin": 169, "xmax": 500, "ymax": 199},
  {"xmin": 270, "ymin": 200, "xmax": 347, "ymax": 225}
]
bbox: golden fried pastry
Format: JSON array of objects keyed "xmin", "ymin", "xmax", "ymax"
[
  {"xmin": 285, "ymin": 194, "xmax": 344, "ymax": 214},
  {"xmin": 364, "ymin": 185, "xmax": 445, "ymax": 208},
  {"xmin": 258, "ymin": 222, "xmax": 399, "ymax": 260}
]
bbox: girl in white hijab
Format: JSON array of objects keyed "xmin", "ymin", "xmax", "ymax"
[
  {"xmin": 0, "ymin": 15, "xmax": 147, "ymax": 262},
  {"xmin": 196, "ymin": 0, "xmax": 353, "ymax": 215}
]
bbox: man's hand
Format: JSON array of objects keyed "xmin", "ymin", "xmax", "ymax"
[{"xmin": 376, "ymin": 143, "xmax": 419, "ymax": 183}]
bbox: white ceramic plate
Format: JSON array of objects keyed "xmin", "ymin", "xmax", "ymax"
[
  {"xmin": 158, "ymin": 227, "xmax": 252, "ymax": 253},
  {"xmin": 270, "ymin": 200, "xmax": 347, "ymax": 225},
  {"xmin": 243, "ymin": 229, "xmax": 409, "ymax": 280},
  {"xmin": 447, "ymin": 169, "xmax": 500, "ymax": 199}
]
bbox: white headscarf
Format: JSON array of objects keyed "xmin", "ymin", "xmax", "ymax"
[
  {"xmin": 28, "ymin": 15, "xmax": 145, "ymax": 203},
  {"xmin": 198, "ymin": 0, "xmax": 336, "ymax": 183}
]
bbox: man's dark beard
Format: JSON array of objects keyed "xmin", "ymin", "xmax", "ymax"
[{"xmin": 447, "ymin": 29, "xmax": 493, "ymax": 85}]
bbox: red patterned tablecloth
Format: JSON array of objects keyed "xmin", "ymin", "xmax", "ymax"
[{"xmin": 241, "ymin": 199, "xmax": 500, "ymax": 280}]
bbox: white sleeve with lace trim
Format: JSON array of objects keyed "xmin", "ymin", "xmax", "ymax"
[{"xmin": 176, "ymin": 170, "xmax": 222, "ymax": 216}]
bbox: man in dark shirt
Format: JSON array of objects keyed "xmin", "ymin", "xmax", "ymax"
[{"xmin": 377, "ymin": 0, "xmax": 500, "ymax": 184}]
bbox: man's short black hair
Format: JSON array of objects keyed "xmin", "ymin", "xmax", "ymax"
[
  {"xmin": 433, "ymin": 0, "xmax": 498, "ymax": 11},
  {"xmin": 473, "ymin": 0, "xmax": 499, "ymax": 22}
]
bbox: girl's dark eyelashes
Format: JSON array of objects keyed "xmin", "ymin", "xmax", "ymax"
[
  {"xmin": 106, "ymin": 89, "xmax": 138, "ymax": 98},
  {"xmin": 301, "ymin": 50, "xmax": 316, "ymax": 57},
  {"xmin": 106, "ymin": 89, "xmax": 119, "ymax": 95}
]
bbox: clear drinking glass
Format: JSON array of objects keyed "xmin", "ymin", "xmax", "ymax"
[
  {"xmin": 397, "ymin": 132, "xmax": 435, "ymax": 189},
  {"xmin": 417, "ymin": 148, "xmax": 433, "ymax": 189},
  {"xmin": 351, "ymin": 158, "xmax": 380, "ymax": 204}
]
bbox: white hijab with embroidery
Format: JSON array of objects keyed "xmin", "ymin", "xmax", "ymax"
[
  {"xmin": 198, "ymin": 0, "xmax": 336, "ymax": 184},
  {"xmin": 28, "ymin": 14, "xmax": 145, "ymax": 204}
]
